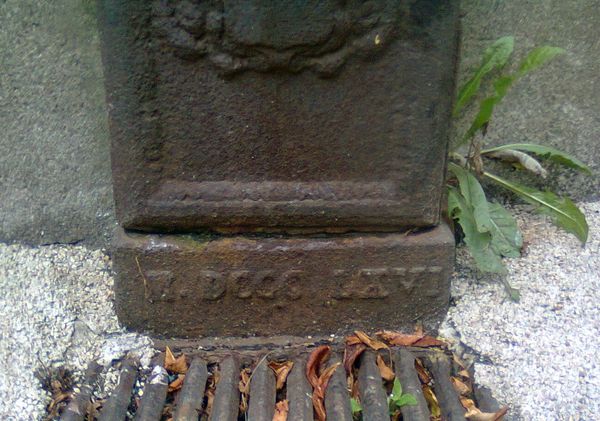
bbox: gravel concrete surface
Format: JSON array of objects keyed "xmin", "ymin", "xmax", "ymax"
[
  {"xmin": 441, "ymin": 201, "xmax": 600, "ymax": 420},
  {"xmin": 0, "ymin": 246, "xmax": 153, "ymax": 420},
  {"xmin": 0, "ymin": 202, "xmax": 598, "ymax": 420}
]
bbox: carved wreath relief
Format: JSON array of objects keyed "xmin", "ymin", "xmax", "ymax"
[{"xmin": 151, "ymin": 0, "xmax": 415, "ymax": 76}]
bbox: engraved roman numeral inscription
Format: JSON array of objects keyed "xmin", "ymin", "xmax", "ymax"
[{"xmin": 138, "ymin": 263, "xmax": 443, "ymax": 303}]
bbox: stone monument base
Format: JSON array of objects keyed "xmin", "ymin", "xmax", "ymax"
[{"xmin": 112, "ymin": 223, "xmax": 454, "ymax": 338}]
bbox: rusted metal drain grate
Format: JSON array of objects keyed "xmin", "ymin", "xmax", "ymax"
[{"xmin": 58, "ymin": 342, "xmax": 502, "ymax": 421}]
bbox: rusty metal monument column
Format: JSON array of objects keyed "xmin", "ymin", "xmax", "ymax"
[{"xmin": 98, "ymin": 0, "xmax": 459, "ymax": 337}]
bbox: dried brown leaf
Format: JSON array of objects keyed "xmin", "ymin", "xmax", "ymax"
[
  {"xmin": 312, "ymin": 362, "xmax": 341, "ymax": 421},
  {"xmin": 319, "ymin": 362, "xmax": 341, "ymax": 391},
  {"xmin": 349, "ymin": 372, "xmax": 360, "ymax": 399},
  {"xmin": 411, "ymin": 336, "xmax": 447, "ymax": 348},
  {"xmin": 239, "ymin": 368, "xmax": 251, "ymax": 394},
  {"xmin": 306, "ymin": 346, "xmax": 338, "ymax": 421},
  {"xmin": 168, "ymin": 374, "xmax": 185, "ymax": 392},
  {"xmin": 451, "ymin": 377, "xmax": 471, "ymax": 396},
  {"xmin": 422, "ymin": 384, "xmax": 441, "ymax": 418},
  {"xmin": 466, "ymin": 406, "xmax": 509, "ymax": 421},
  {"xmin": 46, "ymin": 391, "xmax": 70, "ymax": 417},
  {"xmin": 165, "ymin": 346, "xmax": 188, "ymax": 374},
  {"xmin": 454, "ymin": 354, "xmax": 467, "ymax": 371},
  {"xmin": 376, "ymin": 355, "xmax": 395, "ymax": 382},
  {"xmin": 204, "ymin": 372, "xmax": 217, "ymax": 418},
  {"xmin": 212, "ymin": 369, "xmax": 221, "ymax": 386},
  {"xmin": 343, "ymin": 343, "xmax": 367, "ymax": 374},
  {"xmin": 273, "ymin": 400, "xmax": 289, "ymax": 421},
  {"xmin": 376, "ymin": 330, "xmax": 423, "ymax": 346},
  {"xmin": 414, "ymin": 358, "xmax": 432, "ymax": 384},
  {"xmin": 313, "ymin": 396, "xmax": 326, "ymax": 421},
  {"xmin": 306, "ymin": 345, "xmax": 331, "ymax": 388},
  {"xmin": 239, "ymin": 367, "xmax": 251, "ymax": 413},
  {"xmin": 458, "ymin": 369, "xmax": 471, "ymax": 379},
  {"xmin": 162, "ymin": 402, "xmax": 173, "ymax": 419},
  {"xmin": 460, "ymin": 397, "xmax": 477, "ymax": 410},
  {"xmin": 165, "ymin": 346, "xmax": 175, "ymax": 364},
  {"xmin": 354, "ymin": 331, "xmax": 389, "ymax": 350},
  {"xmin": 345, "ymin": 335, "xmax": 362, "ymax": 346},
  {"xmin": 205, "ymin": 391, "xmax": 215, "ymax": 417},
  {"xmin": 269, "ymin": 361, "xmax": 294, "ymax": 390}
]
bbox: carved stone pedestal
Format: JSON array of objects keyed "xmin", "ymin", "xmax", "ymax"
[
  {"xmin": 113, "ymin": 225, "xmax": 454, "ymax": 337},
  {"xmin": 98, "ymin": 0, "xmax": 459, "ymax": 337}
]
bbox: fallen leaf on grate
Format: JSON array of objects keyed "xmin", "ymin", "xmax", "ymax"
[
  {"xmin": 352, "ymin": 330, "xmax": 389, "ymax": 350},
  {"xmin": 268, "ymin": 360, "xmax": 294, "ymax": 390},
  {"xmin": 465, "ymin": 405, "xmax": 509, "ymax": 420},
  {"xmin": 376, "ymin": 354, "xmax": 395, "ymax": 382},
  {"xmin": 168, "ymin": 374, "xmax": 185, "ymax": 392},
  {"xmin": 451, "ymin": 376, "xmax": 471, "ymax": 395},
  {"xmin": 203, "ymin": 369, "xmax": 217, "ymax": 418},
  {"xmin": 306, "ymin": 345, "xmax": 330, "ymax": 387},
  {"xmin": 377, "ymin": 330, "xmax": 424, "ymax": 346},
  {"xmin": 37, "ymin": 365, "xmax": 74, "ymax": 421},
  {"xmin": 165, "ymin": 346, "xmax": 188, "ymax": 374},
  {"xmin": 343, "ymin": 342, "xmax": 366, "ymax": 374},
  {"xmin": 415, "ymin": 358, "xmax": 432, "ymax": 384},
  {"xmin": 412, "ymin": 336, "xmax": 447, "ymax": 347},
  {"xmin": 376, "ymin": 329, "xmax": 447, "ymax": 347},
  {"xmin": 422, "ymin": 383, "xmax": 442, "ymax": 419},
  {"xmin": 239, "ymin": 367, "xmax": 251, "ymax": 413},
  {"xmin": 306, "ymin": 345, "xmax": 341, "ymax": 421},
  {"xmin": 272, "ymin": 399, "xmax": 289, "ymax": 421},
  {"xmin": 461, "ymin": 395, "xmax": 509, "ymax": 420}
]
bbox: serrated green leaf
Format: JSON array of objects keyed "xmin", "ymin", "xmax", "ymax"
[
  {"xmin": 448, "ymin": 163, "xmax": 493, "ymax": 233},
  {"xmin": 482, "ymin": 143, "xmax": 591, "ymax": 174},
  {"xmin": 519, "ymin": 46, "xmax": 565, "ymax": 76},
  {"xmin": 350, "ymin": 397, "xmax": 362, "ymax": 415},
  {"xmin": 493, "ymin": 75, "xmax": 515, "ymax": 98},
  {"xmin": 484, "ymin": 172, "xmax": 588, "ymax": 243},
  {"xmin": 448, "ymin": 187, "xmax": 507, "ymax": 274},
  {"xmin": 454, "ymin": 36, "xmax": 514, "ymax": 115},
  {"xmin": 454, "ymin": 77, "xmax": 483, "ymax": 116},
  {"xmin": 462, "ymin": 95, "xmax": 500, "ymax": 142},
  {"xmin": 460, "ymin": 74, "xmax": 515, "ymax": 144},
  {"xmin": 391, "ymin": 378, "xmax": 402, "ymax": 399},
  {"xmin": 488, "ymin": 202, "xmax": 523, "ymax": 257},
  {"xmin": 395, "ymin": 394, "xmax": 418, "ymax": 407},
  {"xmin": 388, "ymin": 379, "xmax": 418, "ymax": 414},
  {"xmin": 483, "ymin": 36, "xmax": 515, "ymax": 69}
]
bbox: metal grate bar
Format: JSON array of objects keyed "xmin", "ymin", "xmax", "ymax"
[
  {"xmin": 209, "ymin": 356, "xmax": 240, "ymax": 420},
  {"xmin": 173, "ymin": 358, "xmax": 209, "ymax": 421},
  {"xmin": 324, "ymin": 354, "xmax": 353, "ymax": 421},
  {"xmin": 133, "ymin": 365, "xmax": 168, "ymax": 421},
  {"xmin": 286, "ymin": 356, "xmax": 313, "ymax": 421},
  {"xmin": 394, "ymin": 349, "xmax": 430, "ymax": 421},
  {"xmin": 426, "ymin": 353, "xmax": 467, "ymax": 420},
  {"xmin": 60, "ymin": 362, "xmax": 102, "ymax": 421},
  {"xmin": 247, "ymin": 360, "xmax": 277, "ymax": 420},
  {"xmin": 357, "ymin": 351, "xmax": 390, "ymax": 420},
  {"xmin": 98, "ymin": 358, "xmax": 138, "ymax": 421}
]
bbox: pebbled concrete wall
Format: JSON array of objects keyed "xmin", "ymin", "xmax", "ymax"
[
  {"xmin": 0, "ymin": 0, "xmax": 114, "ymax": 246},
  {"xmin": 0, "ymin": 0, "xmax": 598, "ymax": 246}
]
